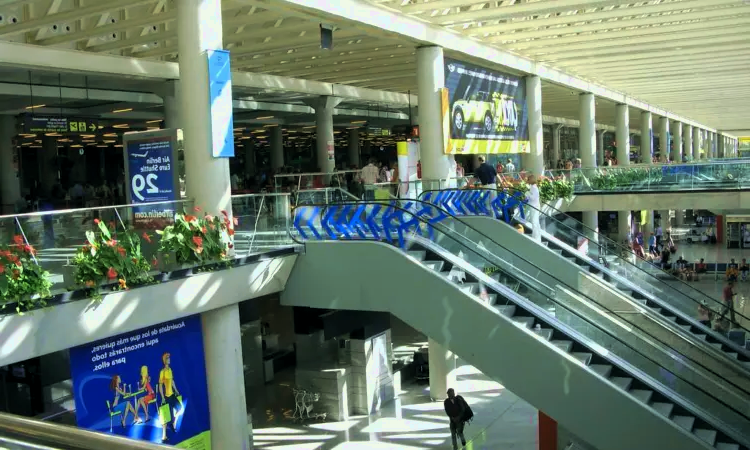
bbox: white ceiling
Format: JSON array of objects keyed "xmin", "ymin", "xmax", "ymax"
[{"xmin": 0, "ymin": 0, "xmax": 747, "ymax": 133}]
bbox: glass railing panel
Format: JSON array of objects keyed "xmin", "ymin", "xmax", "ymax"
[
  {"xmin": 231, "ymin": 193, "xmax": 293, "ymax": 255},
  {"xmin": 291, "ymin": 199, "xmax": 750, "ymax": 438}
]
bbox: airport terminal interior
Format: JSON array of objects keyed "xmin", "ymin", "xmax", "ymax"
[{"xmin": 0, "ymin": 1, "xmax": 749, "ymax": 449}]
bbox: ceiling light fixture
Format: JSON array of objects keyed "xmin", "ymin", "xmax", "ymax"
[
  {"xmin": 25, "ymin": 104, "xmax": 46, "ymax": 109},
  {"xmin": 112, "ymin": 108, "xmax": 133, "ymax": 113}
]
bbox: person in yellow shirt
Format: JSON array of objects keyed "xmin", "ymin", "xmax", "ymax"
[{"xmin": 159, "ymin": 352, "xmax": 181, "ymax": 442}]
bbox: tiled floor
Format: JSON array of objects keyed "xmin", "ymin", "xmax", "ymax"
[{"xmin": 249, "ymin": 320, "xmax": 538, "ymax": 450}]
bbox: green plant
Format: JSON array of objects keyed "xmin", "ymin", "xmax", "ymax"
[
  {"xmin": 538, "ymin": 176, "xmax": 574, "ymax": 203},
  {"xmin": 0, "ymin": 235, "xmax": 52, "ymax": 313},
  {"xmin": 156, "ymin": 207, "xmax": 233, "ymax": 266},
  {"xmin": 72, "ymin": 219, "xmax": 153, "ymax": 299}
]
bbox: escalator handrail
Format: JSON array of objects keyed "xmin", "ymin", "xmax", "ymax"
[
  {"xmin": 418, "ymin": 187, "xmax": 750, "ymax": 365},
  {"xmin": 420, "ymin": 186, "xmax": 750, "ymax": 331},
  {"xmin": 289, "ymin": 200, "xmax": 750, "ymax": 448}
]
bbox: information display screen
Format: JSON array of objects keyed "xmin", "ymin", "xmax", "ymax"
[{"xmin": 442, "ymin": 58, "xmax": 529, "ymax": 154}]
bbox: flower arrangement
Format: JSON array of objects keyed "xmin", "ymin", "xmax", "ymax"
[
  {"xmin": 156, "ymin": 207, "xmax": 235, "ymax": 266},
  {"xmin": 538, "ymin": 176, "xmax": 574, "ymax": 203},
  {"xmin": 0, "ymin": 235, "xmax": 52, "ymax": 312},
  {"xmin": 72, "ymin": 219, "xmax": 154, "ymax": 299}
]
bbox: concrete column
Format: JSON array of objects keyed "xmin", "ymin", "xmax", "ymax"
[
  {"xmin": 524, "ymin": 76, "xmax": 544, "ymax": 176},
  {"xmin": 178, "ymin": 2, "xmax": 249, "ymax": 449},
  {"xmin": 658, "ymin": 117, "xmax": 669, "ymax": 162},
  {"xmin": 660, "ymin": 210, "xmax": 671, "ymax": 229},
  {"xmin": 718, "ymin": 134, "xmax": 725, "ymax": 158},
  {"xmin": 671, "ymin": 121, "xmax": 682, "ymax": 163},
  {"xmin": 579, "ymin": 93, "xmax": 596, "ymax": 168},
  {"xmin": 163, "ymin": 80, "xmax": 181, "ymax": 130},
  {"xmin": 244, "ymin": 142, "xmax": 255, "ymax": 177},
  {"xmin": 692, "ymin": 126, "xmax": 700, "ymax": 161},
  {"xmin": 310, "ymin": 96, "xmax": 342, "ymax": 174},
  {"xmin": 682, "ymin": 124, "xmax": 692, "ymax": 162},
  {"xmin": 270, "ymin": 125, "xmax": 284, "ymax": 170},
  {"xmin": 202, "ymin": 304, "xmax": 251, "ymax": 450},
  {"xmin": 596, "ymin": 130, "xmax": 605, "ymax": 166},
  {"xmin": 618, "ymin": 211, "xmax": 631, "ymax": 244},
  {"xmin": 582, "ymin": 211, "xmax": 599, "ymax": 245},
  {"xmin": 177, "ymin": 0, "xmax": 232, "ymax": 217},
  {"xmin": 709, "ymin": 132, "xmax": 715, "ymax": 159},
  {"xmin": 641, "ymin": 111, "xmax": 653, "ymax": 165},
  {"xmin": 675, "ymin": 209, "xmax": 684, "ymax": 227},
  {"xmin": 416, "ymin": 46, "xmax": 453, "ymax": 186},
  {"xmin": 0, "ymin": 116, "xmax": 20, "ymax": 214},
  {"xmin": 551, "ymin": 125, "xmax": 561, "ymax": 166},
  {"xmin": 348, "ymin": 128, "xmax": 360, "ymax": 167},
  {"xmin": 428, "ymin": 338, "xmax": 456, "ymax": 401},
  {"xmin": 39, "ymin": 136, "xmax": 58, "ymax": 197},
  {"xmin": 643, "ymin": 210, "xmax": 654, "ymax": 236},
  {"xmin": 615, "ymin": 104, "xmax": 629, "ymax": 165}
]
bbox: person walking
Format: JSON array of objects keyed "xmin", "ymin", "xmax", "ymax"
[
  {"xmin": 722, "ymin": 279, "xmax": 738, "ymax": 327},
  {"xmin": 444, "ymin": 388, "xmax": 472, "ymax": 449},
  {"xmin": 525, "ymin": 175, "xmax": 542, "ymax": 242},
  {"xmin": 473, "ymin": 156, "xmax": 499, "ymax": 188}
]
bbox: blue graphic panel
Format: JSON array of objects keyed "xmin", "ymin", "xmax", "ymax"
[
  {"xmin": 70, "ymin": 315, "xmax": 211, "ymax": 447},
  {"xmin": 207, "ymin": 49, "xmax": 234, "ymax": 158},
  {"xmin": 126, "ymin": 137, "xmax": 178, "ymax": 227}
]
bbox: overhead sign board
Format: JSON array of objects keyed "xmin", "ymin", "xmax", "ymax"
[{"xmin": 23, "ymin": 115, "xmax": 98, "ymax": 134}]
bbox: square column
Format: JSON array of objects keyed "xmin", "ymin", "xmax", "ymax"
[
  {"xmin": 640, "ymin": 111, "xmax": 653, "ymax": 165},
  {"xmin": 162, "ymin": 80, "xmax": 181, "ymax": 130},
  {"xmin": 658, "ymin": 116, "xmax": 669, "ymax": 163},
  {"xmin": 596, "ymin": 130, "xmax": 605, "ymax": 167},
  {"xmin": 551, "ymin": 125, "xmax": 561, "ymax": 167},
  {"xmin": 306, "ymin": 96, "xmax": 343, "ymax": 175},
  {"xmin": 618, "ymin": 211, "xmax": 631, "ymax": 245},
  {"xmin": 348, "ymin": 128, "xmax": 360, "ymax": 167},
  {"xmin": 615, "ymin": 104, "xmax": 629, "ymax": 165},
  {"xmin": 524, "ymin": 76, "xmax": 544, "ymax": 176},
  {"xmin": 0, "ymin": 115, "xmax": 20, "ymax": 214},
  {"xmin": 682, "ymin": 124, "xmax": 692, "ymax": 161},
  {"xmin": 270, "ymin": 125, "xmax": 284, "ymax": 170},
  {"xmin": 692, "ymin": 127, "xmax": 700, "ymax": 161},
  {"xmin": 718, "ymin": 135, "xmax": 725, "ymax": 158},
  {"xmin": 643, "ymin": 210, "xmax": 654, "ymax": 236},
  {"xmin": 707, "ymin": 132, "xmax": 714, "ymax": 159},
  {"xmin": 428, "ymin": 337, "xmax": 456, "ymax": 401},
  {"xmin": 579, "ymin": 93, "xmax": 596, "ymax": 168},
  {"xmin": 671, "ymin": 121, "xmax": 682, "ymax": 163}
]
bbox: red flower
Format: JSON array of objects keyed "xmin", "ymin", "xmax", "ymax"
[
  {"xmin": 151, "ymin": 257, "xmax": 158, "ymax": 267},
  {"xmin": 0, "ymin": 264, "xmax": 5, "ymax": 274},
  {"xmin": 94, "ymin": 218, "xmax": 100, "ymax": 225},
  {"xmin": 228, "ymin": 228, "xmax": 235, "ymax": 236},
  {"xmin": 107, "ymin": 267, "xmax": 118, "ymax": 279},
  {"xmin": 106, "ymin": 239, "xmax": 118, "ymax": 247},
  {"xmin": 12, "ymin": 235, "xmax": 23, "ymax": 245},
  {"xmin": 15, "ymin": 261, "xmax": 22, "ymax": 267},
  {"xmin": 228, "ymin": 243, "xmax": 234, "ymax": 249},
  {"xmin": 196, "ymin": 247, "xmax": 204, "ymax": 255},
  {"xmin": 118, "ymin": 279, "xmax": 128, "ymax": 289},
  {"xmin": 220, "ymin": 210, "xmax": 228, "ymax": 217},
  {"xmin": 184, "ymin": 215, "xmax": 197, "ymax": 223},
  {"xmin": 23, "ymin": 244, "xmax": 36, "ymax": 255},
  {"xmin": 194, "ymin": 206, "xmax": 202, "ymax": 213},
  {"xmin": 117, "ymin": 246, "xmax": 126, "ymax": 257},
  {"xmin": 192, "ymin": 236, "xmax": 203, "ymax": 247},
  {"xmin": 201, "ymin": 226, "xmax": 207, "ymax": 234},
  {"xmin": 142, "ymin": 232, "xmax": 152, "ymax": 243}
]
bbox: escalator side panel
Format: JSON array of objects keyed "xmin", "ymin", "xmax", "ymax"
[{"xmin": 281, "ymin": 241, "xmax": 708, "ymax": 450}]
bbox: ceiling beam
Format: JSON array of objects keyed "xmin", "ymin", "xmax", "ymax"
[
  {"xmin": 308, "ymin": 61, "xmax": 416, "ymax": 80},
  {"xmin": 557, "ymin": 43, "xmax": 750, "ymax": 66},
  {"xmin": 571, "ymin": 51, "xmax": 750, "ymax": 72},
  {"xmin": 600, "ymin": 64, "xmax": 750, "ymax": 82},
  {"xmin": 400, "ymin": 0, "xmax": 634, "ymax": 17},
  {"xmin": 241, "ymin": 47, "xmax": 416, "ymax": 72},
  {"xmin": 236, "ymin": 42, "xmax": 409, "ymax": 69}
]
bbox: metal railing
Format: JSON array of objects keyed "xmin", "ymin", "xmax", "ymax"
[{"xmin": 0, "ymin": 412, "xmax": 170, "ymax": 450}]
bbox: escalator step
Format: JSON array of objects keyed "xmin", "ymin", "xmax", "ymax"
[
  {"xmin": 512, "ymin": 316, "xmax": 535, "ymax": 329},
  {"xmin": 678, "ymin": 324, "xmax": 691, "ymax": 332},
  {"xmin": 494, "ymin": 305, "xmax": 516, "ymax": 317},
  {"xmin": 715, "ymin": 443, "xmax": 740, "ymax": 450},
  {"xmin": 709, "ymin": 342, "xmax": 723, "ymax": 350},
  {"xmin": 695, "ymin": 334, "xmax": 707, "ymax": 341},
  {"xmin": 664, "ymin": 316, "xmax": 678, "ymax": 323},
  {"xmin": 589, "ymin": 364, "xmax": 613, "ymax": 378},
  {"xmin": 630, "ymin": 389, "xmax": 653, "ymax": 404},
  {"xmin": 551, "ymin": 340, "xmax": 573, "ymax": 352},
  {"xmin": 534, "ymin": 327, "xmax": 554, "ymax": 341},
  {"xmin": 407, "ymin": 250, "xmax": 426, "ymax": 261},
  {"xmin": 693, "ymin": 428, "xmax": 717, "ymax": 446},
  {"xmin": 610, "ymin": 377, "xmax": 633, "ymax": 391},
  {"xmin": 423, "ymin": 261, "xmax": 444, "ymax": 272},
  {"xmin": 651, "ymin": 402, "xmax": 674, "ymax": 418},
  {"xmin": 571, "ymin": 352, "xmax": 593, "ymax": 365},
  {"xmin": 651, "ymin": 307, "xmax": 663, "ymax": 314},
  {"xmin": 726, "ymin": 352, "xmax": 739, "ymax": 360},
  {"xmin": 460, "ymin": 283, "xmax": 479, "ymax": 295},
  {"xmin": 672, "ymin": 415, "xmax": 695, "ymax": 432},
  {"xmin": 486, "ymin": 294, "xmax": 497, "ymax": 304},
  {"xmin": 552, "ymin": 249, "xmax": 563, "ymax": 256}
]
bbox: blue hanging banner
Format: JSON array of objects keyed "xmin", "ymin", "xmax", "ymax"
[{"xmin": 207, "ymin": 49, "xmax": 234, "ymax": 158}]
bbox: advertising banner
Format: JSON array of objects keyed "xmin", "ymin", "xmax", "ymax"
[
  {"xmin": 70, "ymin": 315, "xmax": 211, "ymax": 448},
  {"xmin": 123, "ymin": 130, "xmax": 180, "ymax": 228},
  {"xmin": 442, "ymin": 58, "xmax": 529, "ymax": 155},
  {"xmin": 207, "ymin": 49, "xmax": 235, "ymax": 158}
]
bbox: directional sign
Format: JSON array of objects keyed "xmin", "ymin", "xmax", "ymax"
[{"xmin": 24, "ymin": 115, "xmax": 98, "ymax": 134}]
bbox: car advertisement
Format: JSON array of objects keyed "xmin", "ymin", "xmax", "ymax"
[
  {"xmin": 69, "ymin": 315, "xmax": 211, "ymax": 448},
  {"xmin": 443, "ymin": 58, "xmax": 529, "ymax": 154}
]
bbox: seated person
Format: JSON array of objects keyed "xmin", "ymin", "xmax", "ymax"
[
  {"xmin": 695, "ymin": 258, "xmax": 707, "ymax": 273},
  {"xmin": 740, "ymin": 258, "xmax": 749, "ymax": 281},
  {"xmin": 726, "ymin": 258, "xmax": 739, "ymax": 282}
]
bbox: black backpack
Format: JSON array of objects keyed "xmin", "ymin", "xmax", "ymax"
[{"xmin": 458, "ymin": 395, "xmax": 474, "ymax": 424}]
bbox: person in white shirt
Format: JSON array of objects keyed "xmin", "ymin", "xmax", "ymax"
[
  {"xmin": 360, "ymin": 159, "xmax": 380, "ymax": 200},
  {"xmin": 230, "ymin": 173, "xmax": 240, "ymax": 190},
  {"xmin": 525, "ymin": 175, "xmax": 541, "ymax": 242},
  {"xmin": 505, "ymin": 158, "xmax": 516, "ymax": 174}
]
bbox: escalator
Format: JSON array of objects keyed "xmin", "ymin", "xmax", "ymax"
[{"xmin": 284, "ymin": 200, "xmax": 750, "ymax": 450}]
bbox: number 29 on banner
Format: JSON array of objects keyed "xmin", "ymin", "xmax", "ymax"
[{"xmin": 132, "ymin": 173, "xmax": 159, "ymax": 201}]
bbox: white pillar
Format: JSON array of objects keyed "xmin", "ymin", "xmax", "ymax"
[
  {"xmin": 178, "ymin": 2, "xmax": 249, "ymax": 450},
  {"xmin": 202, "ymin": 303, "xmax": 250, "ymax": 450},
  {"xmin": 311, "ymin": 96, "xmax": 342, "ymax": 174},
  {"xmin": 178, "ymin": 0, "xmax": 232, "ymax": 217},
  {"xmin": 579, "ymin": 93, "xmax": 596, "ymax": 168},
  {"xmin": 660, "ymin": 210, "xmax": 671, "ymax": 229},
  {"xmin": 348, "ymin": 128, "xmax": 360, "ymax": 167},
  {"xmin": 0, "ymin": 116, "xmax": 20, "ymax": 214},
  {"xmin": 582, "ymin": 211, "xmax": 599, "ymax": 245},
  {"xmin": 416, "ymin": 46, "xmax": 453, "ymax": 186},
  {"xmin": 641, "ymin": 111, "xmax": 653, "ymax": 165},
  {"xmin": 163, "ymin": 80, "xmax": 181, "ymax": 130},
  {"xmin": 615, "ymin": 104, "xmax": 629, "ymax": 165},
  {"xmin": 682, "ymin": 124, "xmax": 692, "ymax": 162},
  {"xmin": 643, "ymin": 210, "xmax": 654, "ymax": 236},
  {"xmin": 671, "ymin": 121, "xmax": 682, "ymax": 163},
  {"xmin": 596, "ymin": 130, "xmax": 605, "ymax": 166},
  {"xmin": 718, "ymin": 134, "xmax": 725, "ymax": 158},
  {"xmin": 551, "ymin": 125, "xmax": 561, "ymax": 166},
  {"xmin": 692, "ymin": 127, "xmax": 701, "ymax": 161},
  {"xmin": 428, "ymin": 338, "xmax": 456, "ymax": 401},
  {"xmin": 618, "ymin": 211, "xmax": 631, "ymax": 244},
  {"xmin": 524, "ymin": 76, "xmax": 544, "ymax": 176},
  {"xmin": 658, "ymin": 117, "xmax": 669, "ymax": 163},
  {"xmin": 707, "ymin": 132, "xmax": 714, "ymax": 159},
  {"xmin": 270, "ymin": 125, "xmax": 284, "ymax": 170},
  {"xmin": 675, "ymin": 209, "xmax": 684, "ymax": 227}
]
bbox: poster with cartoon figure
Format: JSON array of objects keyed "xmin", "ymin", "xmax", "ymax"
[{"xmin": 70, "ymin": 315, "xmax": 211, "ymax": 448}]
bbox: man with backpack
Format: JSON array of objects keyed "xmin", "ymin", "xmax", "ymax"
[{"xmin": 444, "ymin": 388, "xmax": 473, "ymax": 449}]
